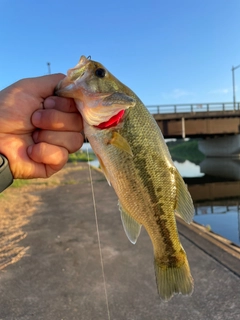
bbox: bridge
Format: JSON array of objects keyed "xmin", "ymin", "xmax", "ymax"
[{"xmin": 149, "ymin": 102, "xmax": 240, "ymax": 139}]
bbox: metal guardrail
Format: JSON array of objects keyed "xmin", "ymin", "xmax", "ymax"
[{"xmin": 147, "ymin": 102, "xmax": 240, "ymax": 114}]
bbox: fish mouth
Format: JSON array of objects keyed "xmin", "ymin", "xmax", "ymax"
[
  {"xmin": 54, "ymin": 55, "xmax": 90, "ymax": 98},
  {"xmin": 54, "ymin": 77, "xmax": 80, "ymax": 98},
  {"xmin": 55, "ymin": 55, "xmax": 136, "ymax": 127}
]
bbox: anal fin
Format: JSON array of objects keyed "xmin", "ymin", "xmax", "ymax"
[{"xmin": 118, "ymin": 201, "xmax": 141, "ymax": 244}]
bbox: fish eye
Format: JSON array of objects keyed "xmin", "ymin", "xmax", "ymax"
[{"xmin": 95, "ymin": 68, "xmax": 106, "ymax": 78}]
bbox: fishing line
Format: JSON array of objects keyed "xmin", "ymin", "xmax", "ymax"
[{"xmin": 87, "ymin": 144, "xmax": 111, "ymax": 320}]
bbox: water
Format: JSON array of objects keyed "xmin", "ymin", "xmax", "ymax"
[
  {"xmin": 174, "ymin": 159, "xmax": 240, "ymax": 246},
  {"xmin": 174, "ymin": 160, "xmax": 204, "ymax": 178},
  {"xmin": 194, "ymin": 209, "xmax": 240, "ymax": 245}
]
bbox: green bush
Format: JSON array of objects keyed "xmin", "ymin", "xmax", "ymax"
[
  {"xmin": 68, "ymin": 150, "xmax": 95, "ymax": 163},
  {"xmin": 167, "ymin": 139, "xmax": 205, "ymax": 164}
]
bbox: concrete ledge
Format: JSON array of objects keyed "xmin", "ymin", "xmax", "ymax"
[{"xmin": 177, "ymin": 217, "xmax": 240, "ymax": 277}]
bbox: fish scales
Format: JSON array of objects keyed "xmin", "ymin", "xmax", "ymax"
[
  {"xmin": 55, "ymin": 56, "xmax": 194, "ymax": 301},
  {"xmin": 95, "ymin": 103, "xmax": 183, "ymax": 258}
]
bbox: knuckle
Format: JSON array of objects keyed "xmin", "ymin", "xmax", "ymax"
[
  {"xmin": 55, "ymin": 96, "xmax": 72, "ymax": 111},
  {"xmin": 72, "ymin": 113, "xmax": 83, "ymax": 130},
  {"xmin": 69, "ymin": 132, "xmax": 84, "ymax": 153},
  {"xmin": 45, "ymin": 109, "xmax": 62, "ymax": 129}
]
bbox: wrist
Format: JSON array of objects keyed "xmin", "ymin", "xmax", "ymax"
[{"xmin": 0, "ymin": 154, "xmax": 14, "ymax": 193}]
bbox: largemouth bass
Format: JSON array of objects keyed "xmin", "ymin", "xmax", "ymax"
[{"xmin": 55, "ymin": 56, "xmax": 194, "ymax": 301}]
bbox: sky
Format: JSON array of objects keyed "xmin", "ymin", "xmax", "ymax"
[{"xmin": 0, "ymin": 0, "xmax": 240, "ymax": 106}]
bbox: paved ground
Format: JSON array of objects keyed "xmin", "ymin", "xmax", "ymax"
[{"xmin": 0, "ymin": 163, "xmax": 240, "ymax": 320}]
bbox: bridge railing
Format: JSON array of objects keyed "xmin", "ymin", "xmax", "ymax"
[{"xmin": 147, "ymin": 102, "xmax": 240, "ymax": 114}]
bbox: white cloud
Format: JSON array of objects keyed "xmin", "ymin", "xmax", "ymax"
[
  {"xmin": 161, "ymin": 89, "xmax": 194, "ymax": 100},
  {"xmin": 172, "ymin": 89, "xmax": 193, "ymax": 98},
  {"xmin": 209, "ymin": 86, "xmax": 238, "ymax": 95},
  {"xmin": 209, "ymin": 88, "xmax": 231, "ymax": 94}
]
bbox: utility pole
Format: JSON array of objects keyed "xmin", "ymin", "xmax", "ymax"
[
  {"xmin": 47, "ymin": 62, "xmax": 51, "ymax": 75},
  {"xmin": 232, "ymin": 64, "xmax": 240, "ymax": 110}
]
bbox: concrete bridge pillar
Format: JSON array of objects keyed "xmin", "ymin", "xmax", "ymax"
[{"xmin": 198, "ymin": 134, "xmax": 240, "ymax": 157}]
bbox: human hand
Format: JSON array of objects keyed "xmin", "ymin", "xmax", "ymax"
[{"xmin": 0, "ymin": 74, "xmax": 83, "ymax": 179}]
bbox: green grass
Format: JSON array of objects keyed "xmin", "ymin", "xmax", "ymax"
[
  {"xmin": 68, "ymin": 150, "xmax": 96, "ymax": 163},
  {"xmin": 167, "ymin": 139, "xmax": 205, "ymax": 164},
  {"xmin": 0, "ymin": 179, "xmax": 29, "ymax": 196},
  {"xmin": 11, "ymin": 179, "xmax": 29, "ymax": 188}
]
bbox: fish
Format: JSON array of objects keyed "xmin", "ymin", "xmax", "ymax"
[{"xmin": 55, "ymin": 55, "xmax": 194, "ymax": 301}]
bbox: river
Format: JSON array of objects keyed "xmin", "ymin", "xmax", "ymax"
[
  {"xmin": 174, "ymin": 159, "xmax": 240, "ymax": 246},
  {"xmin": 82, "ymin": 143, "xmax": 240, "ymax": 247}
]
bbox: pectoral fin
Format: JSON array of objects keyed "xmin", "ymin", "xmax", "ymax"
[
  {"xmin": 118, "ymin": 201, "xmax": 142, "ymax": 244},
  {"xmin": 109, "ymin": 132, "xmax": 133, "ymax": 157},
  {"xmin": 174, "ymin": 170, "xmax": 194, "ymax": 224}
]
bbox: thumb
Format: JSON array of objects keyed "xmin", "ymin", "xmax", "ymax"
[{"xmin": 25, "ymin": 73, "xmax": 66, "ymax": 99}]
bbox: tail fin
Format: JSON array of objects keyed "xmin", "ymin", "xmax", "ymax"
[{"xmin": 154, "ymin": 256, "xmax": 194, "ymax": 301}]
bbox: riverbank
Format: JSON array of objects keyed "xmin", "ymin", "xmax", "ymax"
[{"xmin": 0, "ymin": 163, "xmax": 239, "ymax": 319}]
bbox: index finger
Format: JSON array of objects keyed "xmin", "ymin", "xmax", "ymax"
[{"xmin": 44, "ymin": 96, "xmax": 79, "ymax": 113}]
